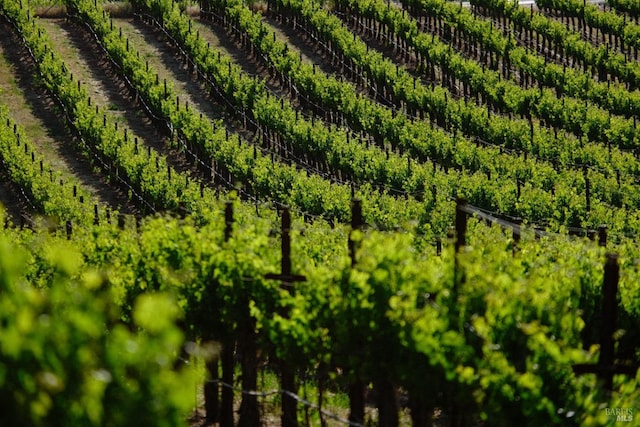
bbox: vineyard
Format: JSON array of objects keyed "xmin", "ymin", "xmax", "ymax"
[{"xmin": 0, "ymin": 0, "xmax": 639, "ymax": 425}]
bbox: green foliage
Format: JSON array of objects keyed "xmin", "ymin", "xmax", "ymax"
[
  {"xmin": 0, "ymin": 104, "xmax": 101, "ymax": 225},
  {"xmin": 204, "ymin": 0, "xmax": 640, "ymax": 236},
  {"xmin": 0, "ymin": 232, "xmax": 197, "ymax": 427},
  {"xmin": 0, "ymin": 198, "xmax": 639, "ymax": 426},
  {"xmin": 0, "ymin": 0, "xmax": 639, "ymax": 424},
  {"xmin": 608, "ymin": 0, "xmax": 640, "ymax": 16},
  {"xmin": 68, "ymin": 0, "xmax": 436, "ymax": 230}
]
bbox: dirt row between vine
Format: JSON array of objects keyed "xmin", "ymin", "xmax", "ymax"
[
  {"xmin": 191, "ymin": 6, "xmax": 391, "ymax": 120},
  {"xmin": 261, "ymin": 11, "xmax": 390, "ymax": 105},
  {"xmin": 125, "ymin": 12, "xmax": 365, "ymax": 187},
  {"xmin": 116, "ymin": 17, "xmax": 222, "ymax": 122},
  {"xmin": 39, "ymin": 17, "xmax": 215, "ymax": 209},
  {"xmin": 0, "ymin": 41, "xmax": 34, "ymax": 225},
  {"xmin": 116, "ymin": 16, "xmax": 279, "ymax": 174},
  {"xmin": 262, "ymin": 13, "xmax": 337, "ymax": 74},
  {"xmin": 42, "ymin": 12, "xmax": 342, "ymax": 212},
  {"xmin": 40, "ymin": 18, "xmax": 172, "ymax": 156},
  {"xmin": 190, "ymin": 14, "xmax": 300, "ymax": 108},
  {"xmin": 0, "ymin": 18, "xmax": 140, "ymax": 219}
]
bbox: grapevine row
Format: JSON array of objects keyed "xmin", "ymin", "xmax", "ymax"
[
  {"xmin": 65, "ymin": 0, "xmax": 463, "ymax": 231},
  {"xmin": 399, "ymin": 0, "xmax": 640, "ymax": 121},
  {"xmin": 471, "ymin": 0, "xmax": 640, "ymax": 90},
  {"xmin": 151, "ymin": 0, "xmax": 640, "ymax": 232},
  {"xmin": 203, "ymin": 0, "xmax": 640, "ymax": 192},
  {"xmin": 0, "ymin": 0, "xmax": 233, "ymax": 219},
  {"xmin": 3, "ymin": 0, "xmax": 432, "ymax": 231},
  {"xmin": 258, "ymin": 0, "xmax": 640, "ymax": 181},
  {"xmin": 536, "ymin": 0, "xmax": 640, "ymax": 53},
  {"xmin": 203, "ymin": 0, "xmax": 640, "ymax": 232},
  {"xmin": 333, "ymin": 0, "xmax": 640, "ymax": 155},
  {"xmin": 8, "ymin": 0, "xmax": 640, "ymax": 237},
  {"xmin": 0, "ymin": 2, "xmax": 637, "ymax": 425},
  {"xmin": 0, "ymin": 223, "xmax": 198, "ymax": 427},
  {"xmin": 5, "ymin": 193, "xmax": 640, "ymax": 426},
  {"xmin": 608, "ymin": 0, "xmax": 640, "ymax": 16},
  {"xmin": 0, "ymin": 105, "xmax": 103, "ymax": 226}
]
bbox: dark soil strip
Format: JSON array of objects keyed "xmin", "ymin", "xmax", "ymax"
[
  {"xmin": 0, "ymin": 169, "xmax": 36, "ymax": 227},
  {"xmin": 192, "ymin": 15, "xmax": 297, "ymax": 103},
  {"xmin": 262, "ymin": 13, "xmax": 356, "ymax": 77}
]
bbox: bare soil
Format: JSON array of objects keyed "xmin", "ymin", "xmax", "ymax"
[
  {"xmin": 0, "ymin": 18, "xmax": 139, "ymax": 215},
  {"xmin": 116, "ymin": 17, "xmax": 222, "ymax": 122},
  {"xmin": 262, "ymin": 13, "xmax": 341, "ymax": 76},
  {"xmin": 192, "ymin": 15, "xmax": 292, "ymax": 102},
  {"xmin": 41, "ymin": 17, "xmax": 208, "ymax": 187}
]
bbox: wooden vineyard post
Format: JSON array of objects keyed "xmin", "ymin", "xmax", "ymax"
[
  {"xmin": 598, "ymin": 225, "xmax": 607, "ymax": 248},
  {"xmin": 204, "ymin": 204, "xmax": 225, "ymax": 423},
  {"xmin": 349, "ymin": 198, "xmax": 363, "ymax": 267},
  {"xmin": 452, "ymin": 198, "xmax": 468, "ymax": 344},
  {"xmin": 219, "ymin": 202, "xmax": 235, "ymax": 427},
  {"xmin": 584, "ymin": 166, "xmax": 591, "ymax": 213},
  {"xmin": 453, "ymin": 198, "xmax": 468, "ymax": 313},
  {"xmin": 265, "ymin": 208, "xmax": 306, "ymax": 427},
  {"xmin": 600, "ymin": 254, "xmax": 618, "ymax": 391},
  {"xmin": 207, "ymin": 202, "xmax": 236, "ymax": 427},
  {"xmin": 93, "ymin": 204, "xmax": 99, "ymax": 226},
  {"xmin": 512, "ymin": 217, "xmax": 522, "ymax": 255},
  {"xmin": 573, "ymin": 253, "xmax": 638, "ymax": 390},
  {"xmin": 204, "ymin": 193, "xmax": 223, "ymax": 423},
  {"xmin": 447, "ymin": 201, "xmax": 468, "ymax": 426},
  {"xmin": 455, "ymin": 198, "xmax": 467, "ymax": 252},
  {"xmin": 348, "ymin": 199, "xmax": 366, "ymax": 426}
]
